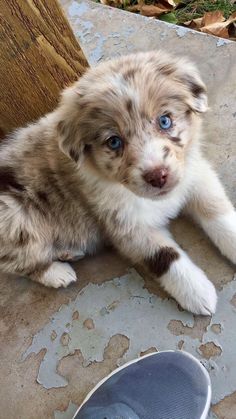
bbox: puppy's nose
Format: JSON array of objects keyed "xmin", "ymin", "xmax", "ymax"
[{"xmin": 143, "ymin": 167, "xmax": 168, "ymax": 188}]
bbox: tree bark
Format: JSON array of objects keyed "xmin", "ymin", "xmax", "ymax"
[{"xmin": 0, "ymin": 0, "xmax": 88, "ymax": 136}]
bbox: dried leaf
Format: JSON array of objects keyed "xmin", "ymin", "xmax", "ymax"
[
  {"xmin": 184, "ymin": 17, "xmax": 203, "ymax": 30},
  {"xmin": 100, "ymin": 0, "xmax": 127, "ymax": 6},
  {"xmin": 127, "ymin": 4, "xmax": 141, "ymax": 12},
  {"xmin": 100, "ymin": 0, "xmax": 117, "ymax": 5},
  {"xmin": 229, "ymin": 21, "xmax": 236, "ymax": 38},
  {"xmin": 141, "ymin": 4, "xmax": 170, "ymax": 17},
  {"xmin": 202, "ymin": 10, "xmax": 225, "ymax": 27},
  {"xmin": 200, "ymin": 11, "xmax": 236, "ymax": 38}
]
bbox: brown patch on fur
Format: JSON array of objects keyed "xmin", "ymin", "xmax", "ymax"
[
  {"xmin": 58, "ymin": 120, "xmax": 66, "ymax": 135},
  {"xmin": 158, "ymin": 63, "xmax": 176, "ymax": 76},
  {"xmin": 171, "ymin": 137, "xmax": 183, "ymax": 147},
  {"xmin": 0, "ymin": 167, "xmax": 25, "ymax": 192},
  {"xmin": 146, "ymin": 247, "xmax": 179, "ymax": 277},
  {"xmin": 190, "ymin": 82, "xmax": 205, "ymax": 98},
  {"xmin": 126, "ymin": 99, "xmax": 133, "ymax": 114},
  {"xmin": 186, "ymin": 109, "xmax": 192, "ymax": 117},
  {"xmin": 84, "ymin": 144, "xmax": 92, "ymax": 154},
  {"xmin": 140, "ymin": 111, "xmax": 149, "ymax": 121},
  {"xmin": 69, "ymin": 148, "xmax": 80, "ymax": 163},
  {"xmin": 180, "ymin": 75, "xmax": 206, "ymax": 98},
  {"xmin": 36, "ymin": 191, "xmax": 50, "ymax": 205},
  {"xmin": 106, "ymin": 163, "xmax": 112, "ymax": 171},
  {"xmin": 0, "ymin": 254, "xmax": 15, "ymax": 263},
  {"xmin": 18, "ymin": 230, "xmax": 30, "ymax": 246},
  {"xmin": 163, "ymin": 146, "xmax": 170, "ymax": 159},
  {"xmin": 123, "ymin": 68, "xmax": 136, "ymax": 81},
  {"xmin": 42, "ymin": 168, "xmax": 66, "ymax": 202}
]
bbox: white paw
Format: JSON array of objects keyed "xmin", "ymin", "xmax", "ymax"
[
  {"xmin": 162, "ymin": 258, "xmax": 217, "ymax": 316},
  {"xmin": 39, "ymin": 262, "xmax": 77, "ymax": 288},
  {"xmin": 175, "ymin": 270, "xmax": 217, "ymax": 316}
]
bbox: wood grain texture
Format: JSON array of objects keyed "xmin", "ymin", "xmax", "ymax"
[{"xmin": 0, "ymin": 0, "xmax": 89, "ymax": 136}]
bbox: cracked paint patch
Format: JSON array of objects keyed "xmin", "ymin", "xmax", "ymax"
[
  {"xmin": 54, "ymin": 401, "xmax": 78, "ymax": 419},
  {"xmin": 211, "ymin": 324, "xmax": 222, "ymax": 334},
  {"xmin": 175, "ymin": 25, "xmax": 206, "ymax": 38},
  {"xmin": 22, "ymin": 269, "xmax": 193, "ymax": 389},
  {"xmin": 22, "ymin": 269, "xmax": 236, "ymax": 409},
  {"xmin": 216, "ymin": 38, "xmax": 231, "ymax": 47},
  {"xmin": 199, "ymin": 342, "xmax": 222, "ymax": 359},
  {"xmin": 176, "ymin": 26, "xmax": 189, "ymax": 38},
  {"xmin": 179, "ymin": 278, "xmax": 236, "ymax": 404}
]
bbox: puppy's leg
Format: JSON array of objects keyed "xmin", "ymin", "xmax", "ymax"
[
  {"xmin": 29, "ymin": 261, "xmax": 77, "ymax": 288},
  {"xmin": 112, "ymin": 228, "xmax": 217, "ymax": 315},
  {"xmin": 0, "ymin": 195, "xmax": 78, "ymax": 288},
  {"xmin": 185, "ymin": 158, "xmax": 236, "ymax": 264}
]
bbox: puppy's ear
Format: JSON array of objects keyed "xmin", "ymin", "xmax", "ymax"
[
  {"xmin": 57, "ymin": 119, "xmax": 84, "ymax": 164},
  {"xmin": 179, "ymin": 62, "xmax": 208, "ymax": 113},
  {"xmin": 57, "ymin": 85, "xmax": 85, "ymax": 164}
]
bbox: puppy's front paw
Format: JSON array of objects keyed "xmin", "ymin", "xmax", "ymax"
[
  {"xmin": 162, "ymin": 259, "xmax": 217, "ymax": 315},
  {"xmin": 177, "ymin": 270, "xmax": 217, "ymax": 316},
  {"xmin": 37, "ymin": 262, "xmax": 77, "ymax": 288}
]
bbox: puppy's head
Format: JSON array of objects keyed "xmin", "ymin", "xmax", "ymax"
[{"xmin": 57, "ymin": 51, "xmax": 207, "ymax": 199}]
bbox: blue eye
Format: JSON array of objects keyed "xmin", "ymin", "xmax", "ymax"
[
  {"xmin": 159, "ymin": 115, "xmax": 172, "ymax": 130},
  {"xmin": 107, "ymin": 136, "xmax": 123, "ymax": 150}
]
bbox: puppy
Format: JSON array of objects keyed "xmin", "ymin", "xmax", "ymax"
[{"xmin": 0, "ymin": 51, "xmax": 235, "ymax": 315}]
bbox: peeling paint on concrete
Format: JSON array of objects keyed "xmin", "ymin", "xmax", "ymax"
[
  {"xmin": 23, "ymin": 269, "xmax": 194, "ymax": 389},
  {"xmin": 68, "ymin": 0, "xmax": 89, "ymax": 17},
  {"xmin": 216, "ymin": 38, "xmax": 231, "ymax": 47},
  {"xmin": 199, "ymin": 342, "xmax": 222, "ymax": 359},
  {"xmin": 54, "ymin": 401, "xmax": 78, "ymax": 419},
  {"xmin": 67, "ymin": 1, "xmax": 94, "ymax": 46},
  {"xmin": 23, "ymin": 269, "xmax": 236, "ymax": 408},
  {"xmin": 179, "ymin": 278, "xmax": 236, "ymax": 404},
  {"xmin": 176, "ymin": 26, "xmax": 189, "ymax": 38}
]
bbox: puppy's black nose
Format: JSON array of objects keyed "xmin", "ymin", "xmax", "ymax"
[{"xmin": 143, "ymin": 167, "xmax": 168, "ymax": 188}]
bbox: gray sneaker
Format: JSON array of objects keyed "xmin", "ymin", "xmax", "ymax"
[{"xmin": 73, "ymin": 351, "xmax": 211, "ymax": 419}]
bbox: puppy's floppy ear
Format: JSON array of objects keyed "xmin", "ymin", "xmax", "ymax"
[
  {"xmin": 179, "ymin": 61, "xmax": 208, "ymax": 113},
  {"xmin": 57, "ymin": 84, "xmax": 85, "ymax": 164}
]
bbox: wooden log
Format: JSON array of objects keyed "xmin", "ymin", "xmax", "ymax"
[{"xmin": 0, "ymin": 0, "xmax": 89, "ymax": 136}]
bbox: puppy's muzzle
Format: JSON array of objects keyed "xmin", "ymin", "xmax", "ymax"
[{"xmin": 143, "ymin": 167, "xmax": 169, "ymax": 189}]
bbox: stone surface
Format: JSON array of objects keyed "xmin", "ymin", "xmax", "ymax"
[{"xmin": 0, "ymin": 1, "xmax": 235, "ymax": 418}]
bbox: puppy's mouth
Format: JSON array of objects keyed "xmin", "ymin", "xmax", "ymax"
[
  {"xmin": 125, "ymin": 181, "xmax": 178, "ymax": 200},
  {"xmin": 121, "ymin": 172, "xmax": 180, "ymax": 199},
  {"xmin": 145, "ymin": 177, "xmax": 179, "ymax": 198}
]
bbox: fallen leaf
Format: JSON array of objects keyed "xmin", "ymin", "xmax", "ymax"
[
  {"xmin": 127, "ymin": 4, "xmax": 141, "ymax": 12},
  {"xmin": 229, "ymin": 21, "xmax": 236, "ymax": 39},
  {"xmin": 200, "ymin": 11, "xmax": 236, "ymax": 38},
  {"xmin": 141, "ymin": 4, "xmax": 170, "ymax": 17},
  {"xmin": 202, "ymin": 10, "xmax": 225, "ymax": 27},
  {"xmin": 183, "ymin": 17, "xmax": 203, "ymax": 30},
  {"xmin": 100, "ymin": 0, "xmax": 125, "ymax": 6}
]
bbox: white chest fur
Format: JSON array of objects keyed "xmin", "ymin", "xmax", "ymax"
[{"xmin": 82, "ymin": 172, "xmax": 191, "ymax": 230}]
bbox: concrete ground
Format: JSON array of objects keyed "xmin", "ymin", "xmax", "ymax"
[{"xmin": 0, "ymin": 1, "xmax": 236, "ymax": 418}]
